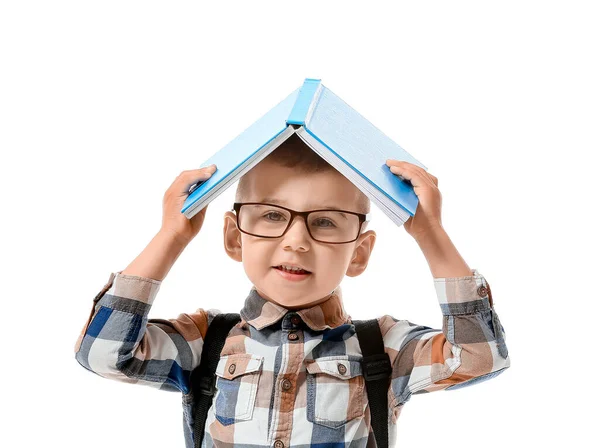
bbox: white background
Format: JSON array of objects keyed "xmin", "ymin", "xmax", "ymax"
[{"xmin": 1, "ymin": 1, "xmax": 598, "ymax": 446}]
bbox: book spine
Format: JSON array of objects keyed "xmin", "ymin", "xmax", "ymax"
[
  {"xmin": 304, "ymin": 83, "xmax": 323, "ymax": 126},
  {"xmin": 286, "ymin": 78, "xmax": 321, "ymax": 125}
]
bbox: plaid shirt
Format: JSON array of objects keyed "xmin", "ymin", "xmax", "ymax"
[{"xmin": 74, "ymin": 268, "xmax": 510, "ymax": 448}]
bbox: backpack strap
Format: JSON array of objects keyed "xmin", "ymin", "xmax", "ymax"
[
  {"xmin": 353, "ymin": 318, "xmax": 393, "ymax": 448},
  {"xmin": 190, "ymin": 312, "xmax": 241, "ymax": 448}
]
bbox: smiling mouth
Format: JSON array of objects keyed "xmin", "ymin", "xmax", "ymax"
[{"xmin": 273, "ymin": 266, "xmax": 312, "ymax": 275}]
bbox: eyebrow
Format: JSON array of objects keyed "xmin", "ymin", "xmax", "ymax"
[{"xmin": 259, "ymin": 197, "xmax": 348, "ymax": 212}]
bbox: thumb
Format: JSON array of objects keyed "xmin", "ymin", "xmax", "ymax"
[{"xmin": 184, "ymin": 165, "xmax": 217, "ymax": 195}]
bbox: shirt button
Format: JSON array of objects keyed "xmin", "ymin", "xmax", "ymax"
[
  {"xmin": 477, "ymin": 285, "xmax": 488, "ymax": 298},
  {"xmin": 288, "ymin": 332, "xmax": 298, "ymax": 341},
  {"xmin": 291, "ymin": 315, "xmax": 301, "ymax": 325},
  {"xmin": 337, "ymin": 363, "xmax": 347, "ymax": 375},
  {"xmin": 274, "ymin": 440, "xmax": 284, "ymax": 448},
  {"xmin": 228, "ymin": 363, "xmax": 236, "ymax": 374},
  {"xmin": 282, "ymin": 378, "xmax": 292, "ymax": 391}
]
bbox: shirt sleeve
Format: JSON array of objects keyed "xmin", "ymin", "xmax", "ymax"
[
  {"xmin": 379, "ymin": 268, "xmax": 510, "ymax": 409},
  {"xmin": 74, "ymin": 271, "xmax": 221, "ymax": 394}
]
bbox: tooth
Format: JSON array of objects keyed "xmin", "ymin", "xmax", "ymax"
[{"xmin": 281, "ymin": 265, "xmax": 304, "ymax": 272}]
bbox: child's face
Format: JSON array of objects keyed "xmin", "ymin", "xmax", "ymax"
[{"xmin": 223, "ymin": 160, "xmax": 377, "ymax": 310}]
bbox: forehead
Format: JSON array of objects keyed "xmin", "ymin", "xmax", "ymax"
[{"xmin": 244, "ymin": 161, "xmax": 361, "ymax": 210}]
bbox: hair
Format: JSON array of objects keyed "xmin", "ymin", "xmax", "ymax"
[{"xmin": 235, "ymin": 133, "xmax": 371, "ymax": 217}]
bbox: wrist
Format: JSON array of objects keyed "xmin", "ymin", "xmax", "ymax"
[
  {"xmin": 121, "ymin": 230, "xmax": 190, "ymax": 281},
  {"xmin": 414, "ymin": 228, "xmax": 471, "ymax": 278},
  {"xmin": 159, "ymin": 228, "xmax": 193, "ymax": 248},
  {"xmin": 412, "ymin": 225, "xmax": 446, "ymax": 244}
]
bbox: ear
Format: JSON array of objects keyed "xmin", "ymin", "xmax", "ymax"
[
  {"xmin": 346, "ymin": 230, "xmax": 376, "ymax": 277},
  {"xmin": 223, "ymin": 211, "xmax": 243, "ymax": 262}
]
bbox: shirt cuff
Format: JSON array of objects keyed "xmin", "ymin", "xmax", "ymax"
[
  {"xmin": 94, "ymin": 270, "xmax": 163, "ymax": 310},
  {"xmin": 433, "ymin": 268, "xmax": 493, "ymax": 315}
]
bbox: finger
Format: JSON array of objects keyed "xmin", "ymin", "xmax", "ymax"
[
  {"xmin": 386, "ymin": 160, "xmax": 429, "ymax": 177},
  {"xmin": 182, "ymin": 165, "xmax": 217, "ymax": 195},
  {"xmin": 388, "ymin": 161, "xmax": 437, "ymax": 188},
  {"xmin": 411, "ymin": 166, "xmax": 438, "ymax": 187},
  {"xmin": 427, "ymin": 173, "xmax": 438, "ymax": 187},
  {"xmin": 388, "ymin": 164, "xmax": 430, "ymax": 189}
]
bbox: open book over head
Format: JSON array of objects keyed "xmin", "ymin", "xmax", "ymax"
[{"xmin": 182, "ymin": 78, "xmax": 427, "ymax": 226}]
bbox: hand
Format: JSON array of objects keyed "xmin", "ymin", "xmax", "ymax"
[
  {"xmin": 386, "ymin": 159, "xmax": 443, "ymax": 240},
  {"xmin": 160, "ymin": 164, "xmax": 217, "ymax": 244}
]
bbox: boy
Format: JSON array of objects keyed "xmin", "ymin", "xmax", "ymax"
[{"xmin": 74, "ymin": 134, "xmax": 510, "ymax": 448}]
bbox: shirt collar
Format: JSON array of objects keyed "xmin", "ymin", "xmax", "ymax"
[{"xmin": 239, "ymin": 285, "xmax": 351, "ymax": 331}]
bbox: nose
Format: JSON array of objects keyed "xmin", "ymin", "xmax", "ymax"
[{"xmin": 282, "ymin": 215, "xmax": 311, "ymax": 248}]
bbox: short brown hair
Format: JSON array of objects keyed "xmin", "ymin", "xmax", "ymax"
[{"xmin": 235, "ymin": 133, "xmax": 371, "ymax": 215}]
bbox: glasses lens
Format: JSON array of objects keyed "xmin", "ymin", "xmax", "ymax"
[
  {"xmin": 238, "ymin": 204, "xmax": 359, "ymax": 243},
  {"xmin": 307, "ymin": 210, "xmax": 360, "ymax": 243},
  {"xmin": 239, "ymin": 204, "xmax": 291, "ymax": 237}
]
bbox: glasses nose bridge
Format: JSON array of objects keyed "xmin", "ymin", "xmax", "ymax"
[{"xmin": 286, "ymin": 210, "xmax": 311, "ymax": 235}]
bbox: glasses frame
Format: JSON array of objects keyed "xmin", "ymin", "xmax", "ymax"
[{"xmin": 232, "ymin": 202, "xmax": 371, "ymax": 244}]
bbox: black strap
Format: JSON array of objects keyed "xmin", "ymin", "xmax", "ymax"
[
  {"xmin": 354, "ymin": 319, "xmax": 393, "ymax": 448},
  {"xmin": 190, "ymin": 313, "xmax": 241, "ymax": 448}
]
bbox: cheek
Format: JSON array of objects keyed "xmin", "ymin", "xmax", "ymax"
[
  {"xmin": 240, "ymin": 242, "xmax": 270, "ymax": 272},
  {"xmin": 318, "ymin": 251, "xmax": 353, "ymax": 275},
  {"xmin": 330, "ymin": 250, "xmax": 353, "ymax": 266}
]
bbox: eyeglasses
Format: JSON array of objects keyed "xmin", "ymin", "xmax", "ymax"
[{"xmin": 231, "ymin": 202, "xmax": 371, "ymax": 244}]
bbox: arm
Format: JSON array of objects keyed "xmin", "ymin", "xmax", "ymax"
[
  {"xmin": 383, "ymin": 228, "xmax": 510, "ymax": 406},
  {"xmin": 120, "ymin": 228, "xmax": 190, "ymax": 281},
  {"xmin": 74, "ymin": 165, "xmax": 220, "ymax": 393},
  {"xmin": 381, "ymin": 160, "xmax": 509, "ymax": 408},
  {"xmin": 381, "ymin": 264, "xmax": 510, "ymax": 407},
  {"xmin": 74, "ymin": 229, "xmax": 220, "ymax": 394}
]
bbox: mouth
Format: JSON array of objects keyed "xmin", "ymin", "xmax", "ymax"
[
  {"xmin": 272, "ymin": 265, "xmax": 312, "ymax": 280},
  {"xmin": 273, "ymin": 265, "xmax": 312, "ymax": 274}
]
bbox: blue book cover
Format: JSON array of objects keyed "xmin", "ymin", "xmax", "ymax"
[{"xmin": 182, "ymin": 78, "xmax": 427, "ymax": 226}]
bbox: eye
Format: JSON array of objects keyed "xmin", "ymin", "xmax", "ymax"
[
  {"xmin": 312, "ymin": 218, "xmax": 336, "ymax": 228},
  {"xmin": 263, "ymin": 211, "xmax": 287, "ymax": 221}
]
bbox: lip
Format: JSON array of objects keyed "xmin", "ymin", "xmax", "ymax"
[
  {"xmin": 273, "ymin": 266, "xmax": 312, "ymax": 281},
  {"xmin": 273, "ymin": 263, "xmax": 311, "ymax": 272}
]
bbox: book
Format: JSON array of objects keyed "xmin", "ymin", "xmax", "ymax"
[{"xmin": 182, "ymin": 78, "xmax": 427, "ymax": 226}]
